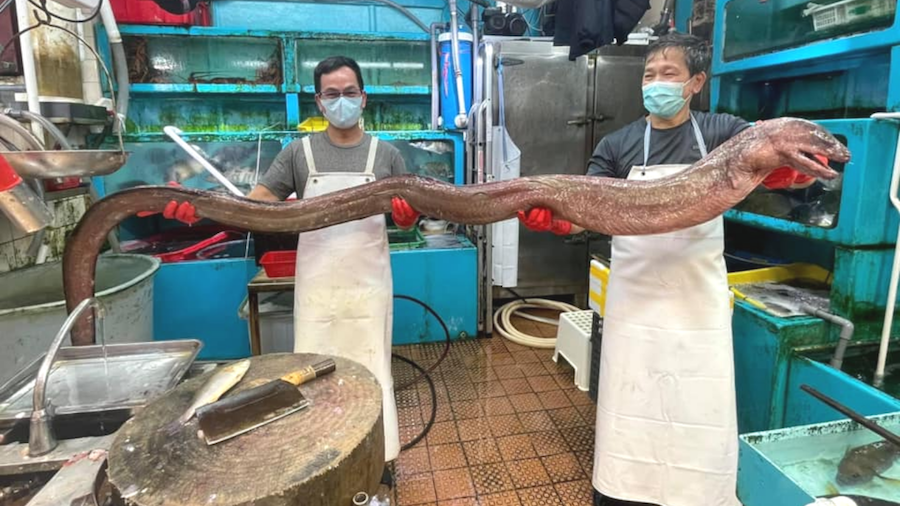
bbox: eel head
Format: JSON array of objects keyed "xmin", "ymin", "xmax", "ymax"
[{"xmin": 746, "ymin": 117, "xmax": 849, "ymax": 181}]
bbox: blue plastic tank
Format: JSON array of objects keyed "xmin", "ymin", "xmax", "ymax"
[{"xmin": 439, "ymin": 29, "xmax": 473, "ymax": 130}]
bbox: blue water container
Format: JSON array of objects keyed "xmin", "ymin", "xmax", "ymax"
[{"xmin": 439, "ymin": 29, "xmax": 473, "ymax": 130}]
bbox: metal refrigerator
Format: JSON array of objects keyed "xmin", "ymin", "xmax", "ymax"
[{"xmin": 471, "ymin": 38, "xmax": 648, "ymax": 332}]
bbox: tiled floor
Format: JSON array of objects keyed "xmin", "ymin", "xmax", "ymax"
[{"xmin": 389, "ymin": 330, "xmax": 597, "ymax": 506}]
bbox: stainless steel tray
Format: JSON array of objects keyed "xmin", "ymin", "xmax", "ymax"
[
  {"xmin": 1, "ymin": 150, "xmax": 130, "ymax": 178},
  {"xmin": 0, "ymin": 340, "xmax": 201, "ymax": 424}
]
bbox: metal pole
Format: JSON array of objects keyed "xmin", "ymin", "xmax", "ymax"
[{"xmin": 870, "ymin": 112, "xmax": 900, "ymax": 388}]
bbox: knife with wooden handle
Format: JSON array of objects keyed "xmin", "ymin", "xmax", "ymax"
[{"xmin": 195, "ymin": 359, "xmax": 336, "ymax": 445}]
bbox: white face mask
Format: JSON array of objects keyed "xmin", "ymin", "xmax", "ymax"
[{"xmin": 320, "ymin": 96, "xmax": 363, "ymax": 129}]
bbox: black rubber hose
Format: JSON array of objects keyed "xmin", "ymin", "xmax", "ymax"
[
  {"xmin": 394, "ymin": 353, "xmax": 437, "ymax": 452},
  {"xmin": 391, "ymin": 294, "xmax": 453, "ymax": 452},
  {"xmin": 392, "ymin": 294, "xmax": 452, "ymax": 391}
]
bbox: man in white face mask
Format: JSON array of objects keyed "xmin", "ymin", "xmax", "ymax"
[
  {"xmin": 251, "ymin": 56, "xmax": 417, "ymax": 471},
  {"xmin": 516, "ymin": 33, "xmax": 820, "ymax": 506},
  {"xmin": 141, "ymin": 57, "xmax": 420, "ymax": 478}
]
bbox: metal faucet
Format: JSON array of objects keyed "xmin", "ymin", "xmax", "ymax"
[{"xmin": 29, "ymin": 297, "xmax": 106, "ymax": 457}]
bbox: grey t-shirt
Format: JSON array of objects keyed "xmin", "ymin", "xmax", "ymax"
[
  {"xmin": 587, "ymin": 111, "xmax": 750, "ymax": 179},
  {"xmin": 258, "ymin": 132, "xmax": 407, "ymax": 199}
]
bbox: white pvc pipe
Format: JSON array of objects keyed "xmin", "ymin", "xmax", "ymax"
[
  {"xmin": 448, "ymin": 0, "xmax": 468, "ymax": 129},
  {"xmin": 15, "ymin": 0, "xmax": 43, "ymax": 140},
  {"xmin": 99, "ymin": 0, "xmax": 130, "ymax": 132},
  {"xmin": 163, "ymin": 126, "xmax": 244, "ymax": 197},
  {"xmin": 430, "ymin": 23, "xmax": 439, "ymax": 129},
  {"xmin": 98, "ymin": 0, "xmax": 121, "ymax": 45},
  {"xmin": 871, "ymin": 111, "xmax": 900, "ymax": 388},
  {"xmin": 492, "ymin": 299, "xmax": 580, "ymax": 349}
]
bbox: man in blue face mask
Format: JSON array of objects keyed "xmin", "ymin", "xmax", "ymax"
[{"xmin": 516, "ymin": 33, "xmax": 816, "ymax": 506}]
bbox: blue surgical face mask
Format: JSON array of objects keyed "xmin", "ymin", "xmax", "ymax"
[
  {"xmin": 642, "ymin": 79, "xmax": 691, "ymax": 119},
  {"xmin": 320, "ymin": 96, "xmax": 364, "ymax": 129}
]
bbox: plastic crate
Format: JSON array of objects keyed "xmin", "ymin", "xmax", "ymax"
[
  {"xmin": 727, "ymin": 262, "xmax": 832, "ymax": 287},
  {"xmin": 253, "ymin": 233, "xmax": 298, "ymax": 266},
  {"xmin": 260, "ymin": 250, "xmax": 297, "ymax": 278},
  {"xmin": 298, "ymin": 117, "xmax": 329, "ymax": 132},
  {"xmin": 804, "ymin": 0, "xmax": 894, "ymax": 31},
  {"xmin": 109, "ymin": 0, "xmax": 211, "ymax": 26},
  {"xmin": 588, "ymin": 311, "xmax": 603, "ymax": 403},
  {"xmin": 388, "ymin": 227, "xmax": 426, "ymax": 251}
]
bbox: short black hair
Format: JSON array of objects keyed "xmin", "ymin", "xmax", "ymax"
[
  {"xmin": 314, "ymin": 56, "xmax": 364, "ymax": 94},
  {"xmin": 646, "ymin": 33, "xmax": 710, "ymax": 76}
]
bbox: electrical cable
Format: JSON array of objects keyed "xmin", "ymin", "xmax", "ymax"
[
  {"xmin": 390, "ymin": 294, "xmax": 452, "ymax": 452},
  {"xmin": 394, "ymin": 353, "xmax": 436, "ymax": 452},
  {"xmin": 26, "ymin": 0, "xmax": 103, "ymax": 24},
  {"xmin": 0, "ymin": 10, "xmax": 121, "ymax": 150},
  {"xmin": 392, "ymin": 294, "xmax": 451, "ymax": 391}
]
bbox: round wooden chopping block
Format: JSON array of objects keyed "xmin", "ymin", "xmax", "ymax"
[{"xmin": 107, "ymin": 353, "xmax": 385, "ymax": 506}]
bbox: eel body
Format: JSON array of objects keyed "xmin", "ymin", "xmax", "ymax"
[{"xmin": 63, "ymin": 117, "xmax": 850, "ymax": 344}]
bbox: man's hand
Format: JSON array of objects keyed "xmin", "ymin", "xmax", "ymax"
[
  {"xmin": 136, "ymin": 181, "xmax": 201, "ymax": 225},
  {"xmin": 517, "ymin": 207, "xmax": 572, "ymax": 235},
  {"xmin": 392, "ymin": 197, "xmax": 419, "ymax": 230}
]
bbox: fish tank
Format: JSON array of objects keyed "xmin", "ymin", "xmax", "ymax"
[
  {"xmin": 98, "ymin": 133, "xmax": 460, "ymax": 255},
  {"xmin": 125, "ymin": 95, "xmax": 288, "ymax": 134},
  {"xmin": 742, "ymin": 411, "xmax": 900, "ymax": 504},
  {"xmin": 722, "ymin": 0, "xmax": 897, "ymax": 61},
  {"xmin": 123, "ymin": 35, "xmax": 283, "ymax": 86},
  {"xmin": 103, "ymin": 135, "xmax": 458, "ymax": 195},
  {"xmin": 294, "ymin": 38, "xmax": 430, "ymax": 88},
  {"xmin": 299, "ymin": 96, "xmax": 430, "ymax": 132},
  {"xmin": 803, "ymin": 341, "xmax": 900, "ymax": 399},
  {"xmin": 715, "ymin": 56, "xmax": 891, "ymax": 121},
  {"xmin": 102, "ymin": 139, "xmax": 286, "ymax": 196},
  {"xmin": 732, "ymin": 136, "xmax": 848, "ymax": 230}
]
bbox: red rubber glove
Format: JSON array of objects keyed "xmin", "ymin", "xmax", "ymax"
[
  {"xmin": 762, "ymin": 155, "xmax": 827, "ymax": 190},
  {"xmin": 391, "ymin": 197, "xmax": 419, "ymax": 229},
  {"xmin": 517, "ymin": 207, "xmax": 572, "ymax": 235},
  {"xmin": 136, "ymin": 181, "xmax": 201, "ymax": 225}
]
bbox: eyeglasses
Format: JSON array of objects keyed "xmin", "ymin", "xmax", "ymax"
[{"xmin": 318, "ymin": 88, "xmax": 363, "ymax": 100}]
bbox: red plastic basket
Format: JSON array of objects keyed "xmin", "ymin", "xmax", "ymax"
[
  {"xmin": 260, "ymin": 250, "xmax": 297, "ymax": 278},
  {"xmin": 109, "ymin": 0, "xmax": 211, "ymax": 26}
]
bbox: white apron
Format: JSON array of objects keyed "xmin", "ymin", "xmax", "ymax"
[
  {"xmin": 592, "ymin": 115, "xmax": 740, "ymax": 506},
  {"xmin": 292, "ymin": 135, "xmax": 401, "ymax": 462}
]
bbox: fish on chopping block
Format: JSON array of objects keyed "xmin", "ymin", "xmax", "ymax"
[
  {"xmin": 62, "ymin": 117, "xmax": 851, "ymax": 345},
  {"xmin": 836, "ymin": 440, "xmax": 900, "ymax": 487},
  {"xmin": 175, "ymin": 359, "xmax": 251, "ymax": 425}
]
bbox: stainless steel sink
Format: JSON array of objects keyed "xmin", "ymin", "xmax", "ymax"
[
  {"xmin": 0, "ymin": 340, "xmax": 202, "ymax": 431},
  {"xmin": 0, "ymin": 292, "xmax": 208, "ymax": 506},
  {"xmin": 0, "ymin": 358, "xmax": 215, "ymax": 505}
]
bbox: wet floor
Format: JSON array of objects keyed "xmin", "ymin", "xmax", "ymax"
[{"xmin": 389, "ymin": 321, "xmax": 596, "ymax": 506}]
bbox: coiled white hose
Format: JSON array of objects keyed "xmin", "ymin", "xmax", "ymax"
[{"xmin": 492, "ymin": 299, "xmax": 580, "ymax": 349}]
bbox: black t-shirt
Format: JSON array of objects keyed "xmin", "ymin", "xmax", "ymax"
[{"xmin": 587, "ymin": 111, "xmax": 750, "ymax": 179}]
